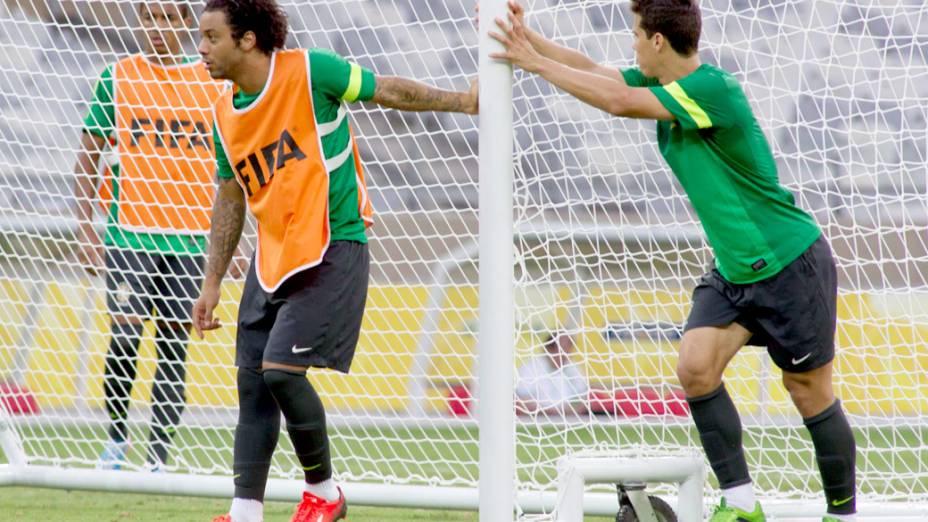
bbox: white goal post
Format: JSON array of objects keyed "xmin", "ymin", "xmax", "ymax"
[{"xmin": 2, "ymin": 0, "xmax": 928, "ymax": 521}]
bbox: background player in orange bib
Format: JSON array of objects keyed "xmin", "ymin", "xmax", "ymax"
[
  {"xmin": 74, "ymin": 1, "xmax": 236, "ymax": 472},
  {"xmin": 190, "ymin": 1, "xmax": 477, "ymax": 521}
]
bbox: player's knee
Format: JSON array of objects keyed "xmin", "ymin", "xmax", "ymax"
[
  {"xmin": 237, "ymin": 367, "xmax": 265, "ymax": 403},
  {"xmin": 782, "ymin": 372, "xmax": 833, "ymax": 417},
  {"xmin": 108, "ymin": 321, "xmax": 144, "ymax": 357},
  {"xmin": 236, "ymin": 368, "xmax": 280, "ymax": 425},
  {"xmin": 262, "ymin": 368, "xmax": 305, "ymax": 396},
  {"xmin": 676, "ymin": 341, "xmax": 720, "ymax": 394}
]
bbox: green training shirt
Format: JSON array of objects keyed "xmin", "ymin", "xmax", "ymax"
[
  {"xmin": 214, "ymin": 48, "xmax": 376, "ymax": 244},
  {"xmin": 82, "ymin": 56, "xmax": 207, "ymax": 256},
  {"xmin": 623, "ymin": 64, "xmax": 821, "ymax": 283}
]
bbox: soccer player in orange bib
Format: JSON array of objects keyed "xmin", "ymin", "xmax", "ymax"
[
  {"xmin": 74, "ymin": 1, "xmax": 228, "ymax": 472},
  {"xmin": 190, "ymin": 1, "xmax": 477, "ymax": 521}
]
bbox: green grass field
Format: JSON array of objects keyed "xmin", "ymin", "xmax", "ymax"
[
  {"xmin": 2, "ymin": 422, "xmax": 926, "ymax": 519},
  {"xmin": 0, "ymin": 486, "xmax": 498, "ymax": 521}
]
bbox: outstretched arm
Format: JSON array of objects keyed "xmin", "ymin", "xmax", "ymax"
[
  {"xmin": 371, "ymin": 76, "xmax": 478, "ymax": 114},
  {"xmin": 489, "ymin": 8, "xmax": 671, "ymax": 120},
  {"xmin": 192, "ymin": 177, "xmax": 245, "ymax": 337},
  {"xmin": 502, "ymin": 1, "xmax": 622, "ymax": 82}
]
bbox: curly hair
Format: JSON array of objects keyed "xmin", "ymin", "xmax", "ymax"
[
  {"xmin": 204, "ymin": 0, "xmax": 289, "ymax": 54},
  {"xmin": 630, "ymin": 0, "xmax": 701, "ymax": 56}
]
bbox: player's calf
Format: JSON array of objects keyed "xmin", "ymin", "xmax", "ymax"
[
  {"xmin": 687, "ymin": 383, "xmax": 756, "ymax": 514},
  {"xmin": 805, "ymin": 400, "xmax": 857, "ymax": 517},
  {"xmin": 217, "ymin": 367, "xmax": 282, "ymax": 522},
  {"xmin": 147, "ymin": 322, "xmax": 191, "ymax": 468},
  {"xmin": 263, "ymin": 369, "xmax": 336, "ymax": 495}
]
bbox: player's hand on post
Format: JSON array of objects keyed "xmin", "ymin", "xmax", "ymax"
[
  {"xmin": 507, "ymin": 0, "xmax": 527, "ymax": 28},
  {"xmin": 192, "ymin": 284, "xmax": 222, "ymax": 339},
  {"xmin": 75, "ymin": 222, "xmax": 103, "ymax": 276},
  {"xmin": 488, "ymin": 4, "xmax": 545, "ymax": 73},
  {"xmin": 475, "ymin": 2, "xmax": 528, "ymax": 33}
]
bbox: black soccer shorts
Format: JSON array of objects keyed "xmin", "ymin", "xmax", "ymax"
[
  {"xmin": 235, "ymin": 240, "xmax": 369, "ymax": 373},
  {"xmin": 685, "ymin": 235, "xmax": 838, "ymax": 372}
]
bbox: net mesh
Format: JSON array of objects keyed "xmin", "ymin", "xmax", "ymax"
[{"xmin": 0, "ymin": 0, "xmax": 925, "ymax": 514}]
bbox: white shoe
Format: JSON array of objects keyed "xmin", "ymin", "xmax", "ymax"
[{"xmin": 96, "ymin": 440, "xmax": 129, "ymax": 470}]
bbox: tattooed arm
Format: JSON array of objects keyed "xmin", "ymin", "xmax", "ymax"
[
  {"xmin": 371, "ymin": 76, "xmax": 478, "ymax": 114},
  {"xmin": 204, "ymin": 177, "xmax": 246, "ymax": 287},
  {"xmin": 192, "ymin": 177, "xmax": 245, "ymax": 337}
]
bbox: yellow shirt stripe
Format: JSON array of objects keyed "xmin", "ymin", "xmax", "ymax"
[
  {"xmin": 664, "ymin": 81, "xmax": 712, "ymax": 129},
  {"xmin": 342, "ymin": 63, "xmax": 363, "ymax": 102}
]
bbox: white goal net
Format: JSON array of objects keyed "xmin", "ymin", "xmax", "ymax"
[{"xmin": 0, "ymin": 0, "xmax": 926, "ymax": 518}]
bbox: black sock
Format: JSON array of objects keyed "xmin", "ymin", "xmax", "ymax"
[
  {"xmin": 233, "ymin": 367, "xmax": 281, "ymax": 501},
  {"xmin": 147, "ymin": 323, "xmax": 190, "ymax": 466},
  {"xmin": 263, "ymin": 369, "xmax": 332, "ymax": 484},
  {"xmin": 103, "ymin": 321, "xmax": 144, "ymax": 443},
  {"xmin": 686, "ymin": 383, "xmax": 751, "ymax": 489},
  {"xmin": 805, "ymin": 400, "xmax": 857, "ymax": 515}
]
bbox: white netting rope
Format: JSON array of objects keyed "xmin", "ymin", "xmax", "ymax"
[{"xmin": 0, "ymin": 0, "xmax": 925, "ymax": 514}]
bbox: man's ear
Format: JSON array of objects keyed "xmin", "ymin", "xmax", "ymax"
[
  {"xmin": 652, "ymin": 32, "xmax": 665, "ymax": 53},
  {"xmin": 238, "ymin": 30, "xmax": 257, "ymax": 52}
]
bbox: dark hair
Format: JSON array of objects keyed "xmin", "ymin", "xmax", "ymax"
[
  {"xmin": 204, "ymin": 0, "xmax": 288, "ymax": 54},
  {"xmin": 630, "ymin": 0, "xmax": 701, "ymax": 56}
]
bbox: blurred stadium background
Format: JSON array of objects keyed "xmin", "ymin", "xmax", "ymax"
[{"xmin": 1, "ymin": 0, "xmax": 927, "ymax": 519}]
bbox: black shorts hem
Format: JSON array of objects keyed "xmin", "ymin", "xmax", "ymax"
[
  {"xmin": 260, "ymin": 355, "xmax": 352, "ymax": 374},
  {"xmin": 684, "ymin": 283, "xmax": 741, "ymax": 332}
]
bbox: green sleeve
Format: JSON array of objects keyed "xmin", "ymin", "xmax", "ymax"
[
  {"xmin": 621, "ymin": 68, "xmax": 660, "ymax": 88},
  {"xmin": 214, "ymin": 122, "xmax": 235, "ymax": 179},
  {"xmin": 648, "ymin": 68, "xmax": 734, "ymax": 130},
  {"xmin": 82, "ymin": 64, "xmax": 116, "ymax": 138},
  {"xmin": 308, "ymin": 48, "xmax": 377, "ymax": 103}
]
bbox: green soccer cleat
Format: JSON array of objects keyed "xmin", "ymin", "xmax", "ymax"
[{"xmin": 708, "ymin": 498, "xmax": 766, "ymax": 522}]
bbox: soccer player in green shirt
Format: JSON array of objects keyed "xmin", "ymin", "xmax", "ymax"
[
  {"xmin": 191, "ymin": 1, "xmax": 477, "ymax": 521},
  {"xmin": 490, "ymin": 1, "xmax": 856, "ymax": 520},
  {"xmin": 74, "ymin": 1, "xmax": 245, "ymax": 472}
]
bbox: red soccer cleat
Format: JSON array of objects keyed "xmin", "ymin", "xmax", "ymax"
[
  {"xmin": 290, "ymin": 487, "xmax": 347, "ymax": 522},
  {"xmin": 211, "ymin": 515, "xmax": 232, "ymax": 522}
]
